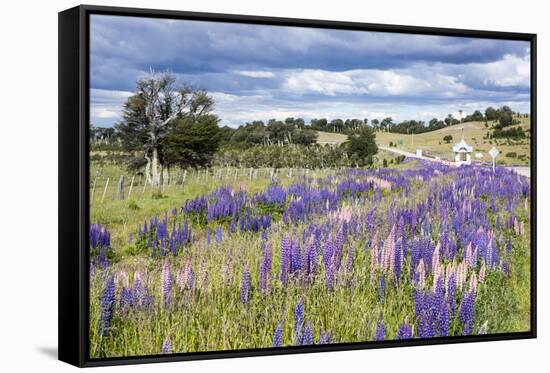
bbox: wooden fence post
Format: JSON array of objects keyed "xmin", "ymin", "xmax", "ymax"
[
  {"xmin": 142, "ymin": 177, "xmax": 148, "ymax": 194},
  {"xmin": 127, "ymin": 175, "xmax": 135, "ymax": 199},
  {"xmin": 91, "ymin": 177, "xmax": 97, "ymax": 204},
  {"xmin": 101, "ymin": 177, "xmax": 110, "ymax": 203},
  {"xmin": 118, "ymin": 175, "xmax": 125, "ymax": 200}
]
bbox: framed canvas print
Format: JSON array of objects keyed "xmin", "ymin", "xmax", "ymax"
[{"xmin": 58, "ymin": 5, "xmax": 537, "ymax": 367}]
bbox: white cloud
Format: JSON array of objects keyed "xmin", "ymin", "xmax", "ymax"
[
  {"xmin": 284, "ymin": 70, "xmax": 363, "ymax": 96},
  {"xmin": 90, "ymin": 89, "xmax": 133, "ymax": 125},
  {"xmin": 476, "ymin": 54, "xmax": 530, "ymax": 88},
  {"xmin": 91, "ymin": 88, "xmax": 134, "ymax": 100},
  {"xmin": 235, "ymin": 70, "xmax": 276, "ymax": 78},
  {"xmin": 282, "ymin": 68, "xmax": 469, "ymax": 97},
  {"xmin": 92, "ymin": 107, "xmax": 120, "ymax": 119}
]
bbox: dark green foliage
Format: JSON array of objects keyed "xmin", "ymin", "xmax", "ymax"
[
  {"xmin": 443, "ymin": 135, "xmax": 453, "ymax": 143},
  {"xmin": 227, "ymin": 119, "xmax": 318, "ymax": 146},
  {"xmin": 485, "ymin": 106, "xmax": 498, "ymax": 121},
  {"xmin": 394, "ymin": 155, "xmax": 406, "ymax": 164},
  {"xmin": 493, "ymin": 126, "xmax": 526, "ymax": 139},
  {"xmin": 345, "ymin": 127, "xmax": 378, "ymax": 167},
  {"xmin": 163, "ymin": 115, "xmax": 222, "ymax": 169},
  {"xmin": 461, "ymin": 110, "xmax": 484, "ymax": 122}
]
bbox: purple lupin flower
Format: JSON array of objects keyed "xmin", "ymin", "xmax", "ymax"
[
  {"xmin": 273, "ymin": 324, "xmax": 283, "ymax": 347},
  {"xmin": 378, "ymin": 275, "xmax": 386, "ymax": 303},
  {"xmin": 447, "ymin": 272, "xmax": 457, "ymax": 318},
  {"xmin": 184, "ymin": 259, "xmax": 194, "ymax": 291},
  {"xmin": 97, "ymin": 274, "xmax": 116, "ymax": 336},
  {"xmin": 396, "ymin": 323, "xmax": 413, "ymax": 340},
  {"xmin": 281, "ymin": 234, "xmax": 291, "ymax": 285},
  {"xmin": 502, "ymin": 260, "xmax": 510, "ymax": 277},
  {"xmin": 240, "ymin": 264, "xmax": 251, "ymax": 305},
  {"xmin": 459, "ymin": 290, "xmax": 476, "ymax": 335},
  {"xmin": 323, "ymin": 238, "xmax": 335, "ymax": 290},
  {"xmin": 319, "ymin": 329, "xmax": 333, "ymax": 344},
  {"xmin": 133, "ymin": 272, "xmax": 142, "ymax": 305},
  {"xmin": 259, "ymin": 242, "xmax": 272, "ymax": 293},
  {"xmin": 290, "ymin": 235, "xmax": 302, "ymax": 275},
  {"xmin": 303, "ymin": 239, "xmax": 318, "ymax": 281},
  {"xmin": 170, "ymin": 238, "xmax": 176, "ymax": 256},
  {"xmin": 375, "ymin": 320, "xmax": 385, "ymax": 341},
  {"xmin": 293, "ymin": 299, "xmax": 305, "ymax": 344},
  {"xmin": 161, "ymin": 260, "xmax": 172, "ymax": 308},
  {"xmin": 161, "ymin": 335, "xmax": 171, "ymax": 354},
  {"xmin": 299, "ymin": 322, "xmax": 314, "ymax": 346},
  {"xmin": 215, "ymin": 226, "xmax": 223, "ymax": 243}
]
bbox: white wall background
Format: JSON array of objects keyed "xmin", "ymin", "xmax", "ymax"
[{"xmin": 0, "ymin": 0, "xmax": 547, "ymax": 371}]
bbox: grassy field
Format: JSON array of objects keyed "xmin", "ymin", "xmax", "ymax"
[
  {"xmin": 315, "ymin": 117, "xmax": 531, "ymax": 166},
  {"xmin": 89, "ymin": 160, "xmax": 531, "ymax": 358}
]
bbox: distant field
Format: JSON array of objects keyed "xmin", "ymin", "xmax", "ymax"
[
  {"xmin": 316, "ymin": 131, "xmax": 348, "ymax": 145},
  {"xmin": 316, "ymin": 117, "xmax": 531, "ymax": 166}
]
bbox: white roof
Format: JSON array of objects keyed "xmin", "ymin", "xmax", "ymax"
[{"xmin": 453, "ymin": 139, "xmax": 473, "ymax": 152}]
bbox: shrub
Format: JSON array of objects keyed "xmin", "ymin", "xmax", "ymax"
[{"xmin": 443, "ymin": 135, "xmax": 453, "ymax": 144}]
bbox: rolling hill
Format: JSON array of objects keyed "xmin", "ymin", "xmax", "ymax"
[{"xmin": 315, "ymin": 116, "xmax": 531, "ymax": 166}]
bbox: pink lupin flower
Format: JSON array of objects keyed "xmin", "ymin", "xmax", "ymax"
[
  {"xmin": 513, "ymin": 217, "xmax": 520, "ymax": 235},
  {"xmin": 469, "ymin": 272, "xmax": 478, "ymax": 294},
  {"xmin": 432, "ymin": 245, "xmax": 443, "ymax": 293},
  {"xmin": 415, "ymin": 259, "xmax": 425, "ymax": 289},
  {"xmin": 479, "ymin": 262, "xmax": 486, "ymax": 283},
  {"xmin": 115, "ymin": 270, "xmax": 129, "ymax": 289},
  {"xmin": 383, "ymin": 225, "xmax": 396, "ymax": 273},
  {"xmin": 370, "ymin": 240, "xmax": 379, "ymax": 282},
  {"xmin": 456, "ymin": 261, "xmax": 468, "ymax": 291},
  {"xmin": 519, "ymin": 221, "xmax": 525, "ymax": 236},
  {"xmin": 197, "ymin": 257, "xmax": 207, "ymax": 290},
  {"xmin": 464, "ymin": 242, "xmax": 474, "ymax": 267},
  {"xmin": 223, "ymin": 252, "xmax": 233, "ymax": 285},
  {"xmin": 176, "ymin": 268, "xmax": 184, "ymax": 290},
  {"xmin": 184, "ymin": 259, "xmax": 195, "ymax": 291},
  {"xmin": 161, "ymin": 259, "xmax": 172, "ymax": 307}
]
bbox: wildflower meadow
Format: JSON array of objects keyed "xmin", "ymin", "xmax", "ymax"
[{"xmin": 89, "ymin": 161, "xmax": 531, "ymax": 358}]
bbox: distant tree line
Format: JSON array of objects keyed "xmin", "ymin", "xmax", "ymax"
[
  {"xmin": 93, "ymin": 72, "xmax": 526, "ymax": 173},
  {"xmin": 218, "ymin": 118, "xmax": 318, "ymax": 146}
]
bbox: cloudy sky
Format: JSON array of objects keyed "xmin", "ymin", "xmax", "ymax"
[{"xmin": 90, "ymin": 15, "xmax": 530, "ymax": 128}]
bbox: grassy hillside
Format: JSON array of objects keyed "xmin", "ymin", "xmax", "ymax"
[
  {"xmin": 316, "ymin": 117, "xmax": 531, "ymax": 166},
  {"xmin": 316, "ymin": 131, "xmax": 348, "ymax": 145}
]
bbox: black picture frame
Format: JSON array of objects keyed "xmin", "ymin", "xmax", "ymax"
[{"xmin": 58, "ymin": 4, "xmax": 537, "ymax": 367}]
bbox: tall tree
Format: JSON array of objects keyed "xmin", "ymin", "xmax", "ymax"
[
  {"xmin": 115, "ymin": 72, "xmax": 214, "ymax": 186},
  {"xmin": 345, "ymin": 127, "xmax": 378, "ymax": 167}
]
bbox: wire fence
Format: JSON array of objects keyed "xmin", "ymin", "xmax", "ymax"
[{"xmin": 89, "ymin": 166, "xmax": 322, "ymax": 205}]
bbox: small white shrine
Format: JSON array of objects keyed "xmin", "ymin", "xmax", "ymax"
[{"xmin": 452, "ymin": 138, "xmax": 473, "ymax": 166}]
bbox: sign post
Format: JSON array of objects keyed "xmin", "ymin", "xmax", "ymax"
[{"xmin": 489, "ymin": 147, "xmax": 499, "ymax": 173}]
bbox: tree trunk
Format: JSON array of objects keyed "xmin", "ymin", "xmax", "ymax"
[
  {"xmin": 144, "ymin": 154, "xmax": 152, "ymax": 185},
  {"xmin": 151, "ymin": 146, "xmax": 160, "ymax": 188}
]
